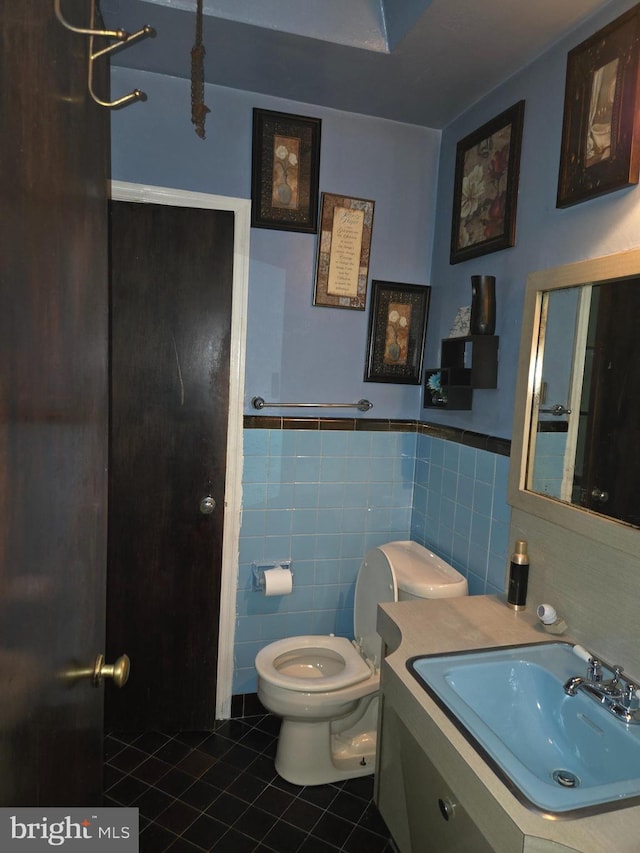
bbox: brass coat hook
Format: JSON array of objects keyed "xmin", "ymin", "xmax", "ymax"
[{"xmin": 54, "ymin": 0, "xmax": 156, "ymax": 108}]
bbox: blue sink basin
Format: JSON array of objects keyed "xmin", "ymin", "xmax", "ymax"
[{"xmin": 409, "ymin": 642, "xmax": 640, "ymax": 815}]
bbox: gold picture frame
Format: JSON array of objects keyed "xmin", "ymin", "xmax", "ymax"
[{"xmin": 313, "ymin": 192, "xmax": 375, "ymax": 310}]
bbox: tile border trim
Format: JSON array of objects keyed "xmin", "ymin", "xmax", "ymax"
[{"xmin": 243, "ymin": 415, "xmax": 511, "ymax": 457}]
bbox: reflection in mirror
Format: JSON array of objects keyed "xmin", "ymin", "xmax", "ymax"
[{"xmin": 528, "ymin": 277, "xmax": 640, "ymax": 527}]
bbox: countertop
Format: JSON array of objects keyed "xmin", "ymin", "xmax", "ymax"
[{"xmin": 377, "ymin": 594, "xmax": 640, "ymax": 852}]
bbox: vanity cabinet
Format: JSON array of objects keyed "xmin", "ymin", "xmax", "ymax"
[
  {"xmin": 377, "ymin": 700, "xmax": 494, "ymax": 853},
  {"xmin": 374, "ymin": 597, "xmax": 616, "ymax": 853},
  {"xmin": 376, "ymin": 693, "xmax": 585, "ymax": 853}
]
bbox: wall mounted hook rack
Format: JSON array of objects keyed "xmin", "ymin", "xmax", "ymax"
[{"xmin": 54, "ymin": 0, "xmax": 156, "ymax": 108}]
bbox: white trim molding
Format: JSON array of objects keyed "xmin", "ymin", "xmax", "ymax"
[{"xmin": 110, "ymin": 180, "xmax": 249, "ymax": 720}]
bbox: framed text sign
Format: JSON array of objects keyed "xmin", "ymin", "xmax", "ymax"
[{"xmin": 313, "ymin": 193, "xmax": 375, "ymax": 310}]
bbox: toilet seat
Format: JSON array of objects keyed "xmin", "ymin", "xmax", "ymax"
[{"xmin": 255, "ymin": 635, "xmax": 372, "ymax": 693}]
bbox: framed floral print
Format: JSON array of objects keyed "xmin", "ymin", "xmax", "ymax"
[
  {"xmin": 557, "ymin": 5, "xmax": 640, "ymax": 208},
  {"xmin": 251, "ymin": 108, "xmax": 322, "ymax": 233},
  {"xmin": 450, "ymin": 101, "xmax": 525, "ymax": 265},
  {"xmin": 364, "ymin": 280, "xmax": 431, "ymax": 384}
]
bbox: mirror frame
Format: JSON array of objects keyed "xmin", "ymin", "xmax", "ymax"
[{"xmin": 508, "ymin": 247, "xmax": 640, "ymax": 559}]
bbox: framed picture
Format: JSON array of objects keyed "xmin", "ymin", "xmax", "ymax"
[
  {"xmin": 313, "ymin": 192, "xmax": 375, "ymax": 310},
  {"xmin": 364, "ymin": 280, "xmax": 431, "ymax": 384},
  {"xmin": 251, "ymin": 108, "xmax": 322, "ymax": 232},
  {"xmin": 450, "ymin": 100, "xmax": 525, "ymax": 265},
  {"xmin": 557, "ymin": 5, "xmax": 640, "ymax": 208}
]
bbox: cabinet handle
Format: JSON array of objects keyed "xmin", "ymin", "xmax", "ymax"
[{"xmin": 438, "ymin": 797, "xmax": 456, "ymax": 821}]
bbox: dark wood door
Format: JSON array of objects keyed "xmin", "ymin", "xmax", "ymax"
[
  {"xmin": 107, "ymin": 201, "xmax": 234, "ymax": 730},
  {"xmin": 0, "ymin": 1, "xmax": 109, "ymax": 804},
  {"xmin": 579, "ymin": 280, "xmax": 640, "ymax": 525}
]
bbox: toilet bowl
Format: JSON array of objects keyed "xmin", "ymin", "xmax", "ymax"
[{"xmin": 255, "ymin": 540, "xmax": 468, "ymax": 785}]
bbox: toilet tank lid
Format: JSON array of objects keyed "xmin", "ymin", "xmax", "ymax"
[{"xmin": 378, "ymin": 541, "xmax": 467, "ymax": 598}]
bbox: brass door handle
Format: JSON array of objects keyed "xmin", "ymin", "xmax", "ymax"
[{"xmin": 93, "ymin": 653, "xmax": 130, "ymax": 688}]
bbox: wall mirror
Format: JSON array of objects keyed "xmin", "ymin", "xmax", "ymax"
[{"xmin": 508, "ymin": 248, "xmax": 640, "ymax": 558}]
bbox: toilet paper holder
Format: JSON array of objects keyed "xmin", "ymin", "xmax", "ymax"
[{"xmin": 252, "ymin": 561, "xmax": 293, "ymax": 592}]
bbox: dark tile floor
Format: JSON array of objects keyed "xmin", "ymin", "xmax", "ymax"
[{"xmin": 104, "ymin": 715, "xmax": 395, "ymax": 852}]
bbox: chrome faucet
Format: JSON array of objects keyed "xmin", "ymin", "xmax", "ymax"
[{"xmin": 564, "ymin": 655, "xmax": 640, "ymax": 724}]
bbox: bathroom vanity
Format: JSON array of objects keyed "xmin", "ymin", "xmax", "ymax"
[{"xmin": 375, "ymin": 595, "xmax": 640, "ymax": 852}]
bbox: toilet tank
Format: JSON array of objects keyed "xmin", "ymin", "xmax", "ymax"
[{"xmin": 379, "ymin": 541, "xmax": 468, "ymax": 601}]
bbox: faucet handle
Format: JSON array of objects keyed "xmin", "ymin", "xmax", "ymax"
[
  {"xmin": 588, "ymin": 658, "xmax": 602, "ymax": 681},
  {"xmin": 611, "ymin": 665, "xmax": 624, "ymax": 685}
]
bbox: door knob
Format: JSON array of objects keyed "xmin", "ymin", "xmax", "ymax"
[
  {"xmin": 200, "ymin": 495, "xmax": 216, "ymax": 514},
  {"xmin": 63, "ymin": 653, "xmax": 130, "ymax": 687},
  {"xmin": 92, "ymin": 653, "xmax": 130, "ymax": 688},
  {"xmin": 591, "ymin": 487, "xmax": 609, "ymax": 503}
]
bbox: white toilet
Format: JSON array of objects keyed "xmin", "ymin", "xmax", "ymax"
[{"xmin": 255, "ymin": 540, "xmax": 468, "ymax": 785}]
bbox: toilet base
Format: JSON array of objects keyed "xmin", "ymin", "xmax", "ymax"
[{"xmin": 274, "ymin": 696, "xmax": 378, "ymax": 786}]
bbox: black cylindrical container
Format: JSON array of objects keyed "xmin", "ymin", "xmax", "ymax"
[
  {"xmin": 470, "ymin": 275, "xmax": 496, "ymax": 335},
  {"xmin": 507, "ymin": 539, "xmax": 529, "ymax": 611}
]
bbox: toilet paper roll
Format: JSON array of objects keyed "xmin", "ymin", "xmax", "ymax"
[{"xmin": 263, "ymin": 567, "xmax": 293, "ymax": 596}]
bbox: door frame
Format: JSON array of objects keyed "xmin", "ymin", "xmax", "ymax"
[{"xmin": 110, "ymin": 180, "xmax": 249, "ymax": 719}]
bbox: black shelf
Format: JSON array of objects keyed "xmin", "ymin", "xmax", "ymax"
[
  {"xmin": 441, "ymin": 335, "xmax": 499, "ymax": 388},
  {"xmin": 423, "ymin": 336, "xmax": 498, "ymax": 411}
]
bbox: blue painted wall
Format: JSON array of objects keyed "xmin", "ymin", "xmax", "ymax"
[
  {"xmin": 110, "ymin": 0, "xmax": 640, "ymax": 437},
  {"xmin": 425, "ymin": 0, "xmax": 640, "ymax": 440},
  {"xmin": 110, "ymin": 68, "xmax": 440, "ymax": 422}
]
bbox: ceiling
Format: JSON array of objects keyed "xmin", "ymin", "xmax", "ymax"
[{"xmin": 101, "ymin": 0, "xmax": 617, "ymax": 128}]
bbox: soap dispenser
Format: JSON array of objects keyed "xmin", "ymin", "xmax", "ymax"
[{"xmin": 507, "ymin": 540, "xmax": 529, "ymax": 611}]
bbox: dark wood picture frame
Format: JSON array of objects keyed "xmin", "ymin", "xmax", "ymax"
[
  {"xmin": 313, "ymin": 192, "xmax": 375, "ymax": 310},
  {"xmin": 364, "ymin": 281, "xmax": 431, "ymax": 384},
  {"xmin": 450, "ymin": 100, "xmax": 525, "ymax": 265},
  {"xmin": 557, "ymin": 5, "xmax": 640, "ymax": 208},
  {"xmin": 251, "ymin": 108, "xmax": 322, "ymax": 233}
]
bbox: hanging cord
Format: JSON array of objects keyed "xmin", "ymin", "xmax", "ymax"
[{"xmin": 190, "ymin": 0, "xmax": 210, "ymax": 138}]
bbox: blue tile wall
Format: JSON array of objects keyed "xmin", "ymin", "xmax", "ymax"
[
  {"xmin": 410, "ymin": 433, "xmax": 511, "ymax": 597},
  {"xmin": 234, "ymin": 427, "xmax": 511, "ymax": 694}
]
